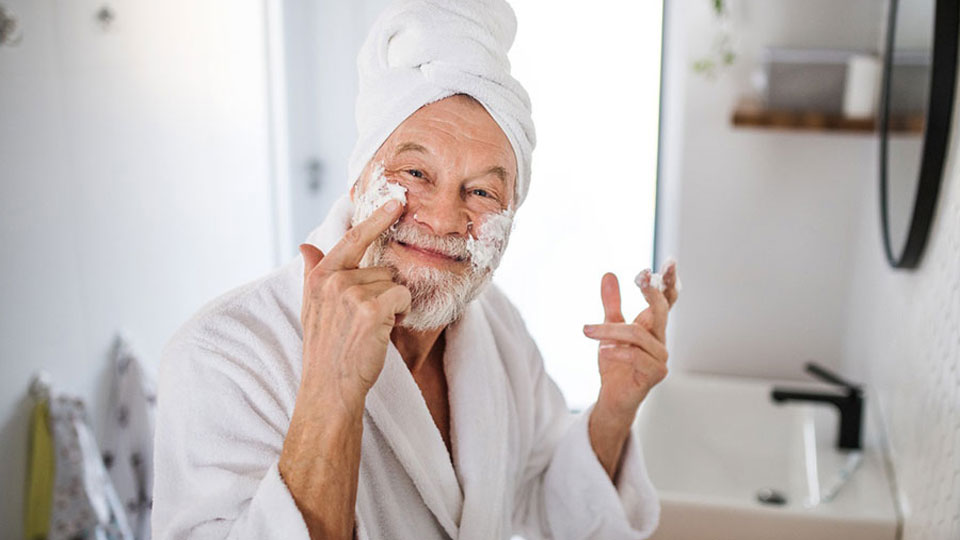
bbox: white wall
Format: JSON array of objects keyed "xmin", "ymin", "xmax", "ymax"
[
  {"xmin": 658, "ymin": 0, "xmax": 886, "ymax": 379},
  {"xmin": 840, "ymin": 64, "xmax": 960, "ymax": 540},
  {"xmin": 0, "ymin": 0, "xmax": 278, "ymax": 535}
]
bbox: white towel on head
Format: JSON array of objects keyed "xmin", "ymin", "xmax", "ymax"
[{"xmin": 347, "ymin": 0, "xmax": 537, "ymax": 208}]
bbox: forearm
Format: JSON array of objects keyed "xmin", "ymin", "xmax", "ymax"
[
  {"xmin": 279, "ymin": 391, "xmax": 365, "ymax": 540},
  {"xmin": 588, "ymin": 397, "xmax": 635, "ymax": 481}
]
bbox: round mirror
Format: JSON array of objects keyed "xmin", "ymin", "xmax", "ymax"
[{"xmin": 879, "ymin": 0, "xmax": 958, "ymax": 268}]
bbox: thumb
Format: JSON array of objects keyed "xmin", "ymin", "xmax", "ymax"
[
  {"xmin": 299, "ymin": 243, "xmax": 325, "ymax": 279},
  {"xmin": 600, "ymin": 272, "xmax": 625, "ymax": 323}
]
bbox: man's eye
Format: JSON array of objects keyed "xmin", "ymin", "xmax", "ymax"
[
  {"xmin": 472, "ymin": 188, "xmax": 491, "ymax": 198},
  {"xmin": 406, "ymin": 169, "xmax": 424, "ymax": 178}
]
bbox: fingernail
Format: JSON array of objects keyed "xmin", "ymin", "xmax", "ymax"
[
  {"xmin": 385, "ymin": 200, "xmax": 400, "ymax": 212},
  {"xmin": 583, "ymin": 324, "xmax": 595, "ymax": 335}
]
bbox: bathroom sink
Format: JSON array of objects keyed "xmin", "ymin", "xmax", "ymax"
[{"xmin": 635, "ymin": 372, "xmax": 899, "ymax": 540}]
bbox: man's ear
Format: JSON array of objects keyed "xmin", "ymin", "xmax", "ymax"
[{"xmin": 349, "ymin": 183, "xmax": 355, "ymax": 202}]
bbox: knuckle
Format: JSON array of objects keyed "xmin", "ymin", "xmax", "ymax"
[
  {"xmin": 344, "ymin": 226, "xmax": 363, "ymax": 244},
  {"xmin": 357, "ymin": 299, "xmax": 380, "ymax": 320},
  {"xmin": 305, "ymin": 268, "xmax": 324, "ymax": 291},
  {"xmin": 342, "ymin": 284, "xmax": 365, "ymax": 306},
  {"xmin": 322, "ymin": 272, "xmax": 346, "ymax": 297},
  {"xmin": 657, "ymin": 363, "xmax": 669, "ymax": 381},
  {"xmin": 392, "ymin": 284, "xmax": 412, "ymax": 303},
  {"xmin": 329, "ymin": 271, "xmax": 350, "ymax": 291}
]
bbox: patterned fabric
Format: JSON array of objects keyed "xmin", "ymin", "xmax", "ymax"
[
  {"xmin": 101, "ymin": 337, "xmax": 156, "ymax": 540},
  {"xmin": 48, "ymin": 396, "xmax": 133, "ymax": 540}
]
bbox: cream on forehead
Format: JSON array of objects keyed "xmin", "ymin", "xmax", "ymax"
[
  {"xmin": 352, "ymin": 162, "xmax": 407, "ymax": 226},
  {"xmin": 466, "ymin": 208, "xmax": 514, "ymax": 273}
]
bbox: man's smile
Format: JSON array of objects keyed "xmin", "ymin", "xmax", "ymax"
[{"xmin": 394, "ymin": 239, "xmax": 466, "ymax": 265}]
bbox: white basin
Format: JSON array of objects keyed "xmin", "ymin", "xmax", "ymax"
[{"xmin": 635, "ymin": 372, "xmax": 900, "ymax": 540}]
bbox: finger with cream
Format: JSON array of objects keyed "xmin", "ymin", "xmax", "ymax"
[{"xmin": 634, "ymin": 257, "xmax": 682, "ymax": 292}]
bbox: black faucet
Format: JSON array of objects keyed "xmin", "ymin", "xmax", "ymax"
[{"xmin": 771, "ymin": 362, "xmax": 863, "ymax": 451}]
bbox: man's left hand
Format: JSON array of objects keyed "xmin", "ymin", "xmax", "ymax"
[{"xmin": 582, "ymin": 260, "xmax": 679, "ymax": 478}]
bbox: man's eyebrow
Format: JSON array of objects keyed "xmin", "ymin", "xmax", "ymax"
[
  {"xmin": 393, "ymin": 142, "xmax": 430, "ymax": 156},
  {"xmin": 482, "ymin": 166, "xmax": 508, "ymax": 186}
]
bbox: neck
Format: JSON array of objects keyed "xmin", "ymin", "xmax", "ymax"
[{"xmin": 391, "ymin": 325, "xmax": 446, "ymax": 373}]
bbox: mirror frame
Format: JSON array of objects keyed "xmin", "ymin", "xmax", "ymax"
[{"xmin": 879, "ymin": 0, "xmax": 959, "ymax": 269}]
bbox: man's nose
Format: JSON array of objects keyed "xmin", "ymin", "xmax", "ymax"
[{"xmin": 410, "ymin": 187, "xmax": 471, "ymax": 237}]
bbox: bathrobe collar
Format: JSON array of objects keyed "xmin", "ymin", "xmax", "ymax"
[{"xmin": 305, "ymin": 194, "xmax": 511, "ymax": 539}]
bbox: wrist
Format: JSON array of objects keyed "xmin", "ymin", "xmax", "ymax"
[
  {"xmin": 588, "ymin": 403, "xmax": 633, "ymax": 481},
  {"xmin": 589, "ymin": 401, "xmax": 634, "ymax": 442},
  {"xmin": 595, "ymin": 388, "xmax": 642, "ymax": 429},
  {"xmin": 298, "ymin": 373, "xmax": 368, "ymax": 420},
  {"xmin": 281, "ymin": 387, "xmax": 366, "ymax": 475}
]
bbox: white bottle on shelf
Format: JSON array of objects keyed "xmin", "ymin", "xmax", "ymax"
[{"xmin": 843, "ymin": 54, "xmax": 882, "ymax": 119}]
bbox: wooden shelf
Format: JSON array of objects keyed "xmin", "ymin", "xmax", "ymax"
[{"xmin": 731, "ymin": 106, "xmax": 924, "ymax": 134}]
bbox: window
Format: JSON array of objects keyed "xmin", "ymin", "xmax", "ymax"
[{"xmin": 494, "ymin": 1, "xmax": 664, "ymax": 409}]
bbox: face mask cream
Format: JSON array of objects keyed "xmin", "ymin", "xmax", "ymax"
[
  {"xmin": 465, "ymin": 207, "xmax": 514, "ymax": 273},
  {"xmin": 352, "ymin": 161, "xmax": 407, "ymax": 227}
]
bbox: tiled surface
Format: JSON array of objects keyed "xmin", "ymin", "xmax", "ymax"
[{"xmin": 842, "ymin": 117, "xmax": 960, "ymax": 539}]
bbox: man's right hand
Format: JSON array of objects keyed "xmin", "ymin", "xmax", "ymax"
[
  {"xmin": 279, "ymin": 199, "xmax": 409, "ymax": 540},
  {"xmin": 298, "ymin": 199, "xmax": 410, "ymax": 409}
]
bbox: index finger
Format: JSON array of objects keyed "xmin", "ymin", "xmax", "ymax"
[{"xmin": 321, "ymin": 200, "xmax": 403, "ymax": 270}]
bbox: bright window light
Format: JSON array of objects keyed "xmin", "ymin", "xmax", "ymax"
[{"xmin": 494, "ymin": 1, "xmax": 664, "ymax": 409}]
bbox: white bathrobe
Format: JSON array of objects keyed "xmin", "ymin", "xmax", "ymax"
[{"xmin": 152, "ymin": 196, "xmax": 660, "ymax": 539}]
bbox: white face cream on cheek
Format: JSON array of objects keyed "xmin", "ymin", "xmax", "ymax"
[
  {"xmin": 351, "ymin": 161, "xmax": 408, "ymax": 226},
  {"xmin": 465, "ymin": 207, "xmax": 515, "ymax": 273}
]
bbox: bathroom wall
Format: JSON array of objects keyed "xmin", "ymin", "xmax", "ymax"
[
  {"xmin": 661, "ymin": 0, "xmax": 960, "ymax": 535},
  {"xmin": 0, "ymin": 0, "xmax": 279, "ymax": 535},
  {"xmin": 840, "ymin": 70, "xmax": 960, "ymax": 540},
  {"xmin": 658, "ymin": 0, "xmax": 886, "ymax": 379}
]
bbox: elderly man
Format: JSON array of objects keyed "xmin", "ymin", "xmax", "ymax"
[{"xmin": 152, "ymin": 0, "xmax": 678, "ymax": 539}]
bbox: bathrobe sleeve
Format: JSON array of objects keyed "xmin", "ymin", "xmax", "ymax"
[
  {"xmin": 509, "ymin": 328, "xmax": 661, "ymax": 539},
  {"xmin": 152, "ymin": 333, "xmax": 311, "ymax": 540}
]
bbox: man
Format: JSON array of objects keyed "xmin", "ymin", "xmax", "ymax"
[{"xmin": 152, "ymin": 1, "xmax": 679, "ymax": 539}]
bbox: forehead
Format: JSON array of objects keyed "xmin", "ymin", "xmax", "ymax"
[{"xmin": 380, "ymin": 96, "xmax": 517, "ymax": 195}]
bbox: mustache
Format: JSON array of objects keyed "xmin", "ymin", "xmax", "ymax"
[{"xmin": 384, "ymin": 221, "xmax": 470, "ymax": 262}]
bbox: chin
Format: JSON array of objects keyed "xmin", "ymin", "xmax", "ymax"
[
  {"xmin": 393, "ymin": 263, "xmax": 494, "ymax": 332},
  {"xmin": 360, "ymin": 238, "xmax": 497, "ymax": 331}
]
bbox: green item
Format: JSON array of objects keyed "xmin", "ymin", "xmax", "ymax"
[{"xmin": 24, "ymin": 398, "xmax": 54, "ymax": 540}]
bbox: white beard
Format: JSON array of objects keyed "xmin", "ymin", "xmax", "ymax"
[{"xmin": 356, "ymin": 218, "xmax": 498, "ymax": 332}]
